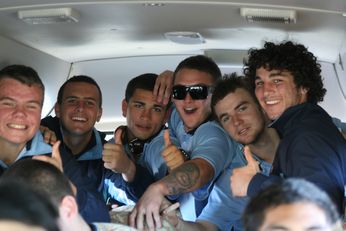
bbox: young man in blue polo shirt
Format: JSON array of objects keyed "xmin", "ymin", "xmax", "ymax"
[
  {"xmin": 0, "ymin": 65, "xmax": 52, "ymax": 173},
  {"xmin": 130, "ymin": 55, "xmax": 242, "ymax": 230}
]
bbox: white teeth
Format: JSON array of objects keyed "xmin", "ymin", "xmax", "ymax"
[
  {"xmin": 265, "ymin": 100, "xmax": 280, "ymax": 105},
  {"xmin": 8, "ymin": 124, "xmax": 26, "ymax": 129},
  {"xmin": 72, "ymin": 117, "xmax": 87, "ymax": 121},
  {"xmin": 239, "ymin": 128, "xmax": 247, "ymax": 135},
  {"xmin": 184, "ymin": 107, "xmax": 195, "ymax": 112}
]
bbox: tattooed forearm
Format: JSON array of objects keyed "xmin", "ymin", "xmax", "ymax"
[{"xmin": 164, "ymin": 162, "xmax": 200, "ymax": 195}]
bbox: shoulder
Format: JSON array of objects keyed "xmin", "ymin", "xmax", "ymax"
[
  {"xmin": 95, "ymin": 129, "xmax": 108, "ymax": 144},
  {"xmin": 40, "ymin": 116, "xmax": 61, "ymax": 133},
  {"xmin": 194, "ymin": 121, "xmax": 234, "ymax": 145}
]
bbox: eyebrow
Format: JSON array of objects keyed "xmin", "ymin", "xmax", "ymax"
[
  {"xmin": 234, "ymin": 100, "xmax": 249, "ymax": 110},
  {"xmin": 264, "ymin": 225, "xmax": 289, "ymax": 231},
  {"xmin": 268, "ymin": 70, "xmax": 287, "ymax": 77},
  {"xmin": 255, "ymin": 70, "xmax": 290, "ymax": 80},
  {"xmin": 265, "ymin": 224, "xmax": 326, "ymax": 231},
  {"xmin": 0, "ymin": 96, "xmax": 41, "ymax": 105},
  {"xmin": 0, "ymin": 96, "xmax": 14, "ymax": 101},
  {"xmin": 64, "ymin": 96, "xmax": 97, "ymax": 101},
  {"xmin": 132, "ymin": 100, "xmax": 164, "ymax": 108}
]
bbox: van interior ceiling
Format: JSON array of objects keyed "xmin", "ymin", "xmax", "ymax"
[{"xmin": 0, "ymin": 0, "xmax": 345, "ymax": 132}]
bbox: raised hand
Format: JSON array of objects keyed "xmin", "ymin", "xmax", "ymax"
[
  {"xmin": 230, "ymin": 146, "xmax": 259, "ymax": 197},
  {"xmin": 103, "ymin": 128, "xmax": 131, "ymax": 173},
  {"xmin": 153, "ymin": 70, "xmax": 174, "ymax": 106},
  {"xmin": 40, "ymin": 125, "xmax": 57, "ymax": 145},
  {"xmin": 161, "ymin": 129, "xmax": 186, "ymax": 171},
  {"xmin": 33, "ymin": 141, "xmax": 63, "ymax": 172},
  {"xmin": 129, "ymin": 182, "xmax": 165, "ymax": 230},
  {"xmin": 161, "ymin": 201, "xmax": 180, "ymax": 228}
]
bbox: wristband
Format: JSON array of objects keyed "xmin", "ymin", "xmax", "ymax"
[{"xmin": 179, "ymin": 148, "xmax": 190, "ymax": 161}]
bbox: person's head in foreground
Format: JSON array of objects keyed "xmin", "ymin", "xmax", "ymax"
[
  {"xmin": 242, "ymin": 178, "xmax": 342, "ymax": 231},
  {"xmin": 0, "ymin": 181, "xmax": 59, "ymax": 231},
  {"xmin": 2, "ymin": 158, "xmax": 87, "ymax": 231}
]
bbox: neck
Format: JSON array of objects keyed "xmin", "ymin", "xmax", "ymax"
[
  {"xmin": 62, "ymin": 132, "xmax": 93, "ymax": 155},
  {"xmin": 248, "ymin": 127, "xmax": 279, "ymax": 164},
  {"xmin": 76, "ymin": 215, "xmax": 92, "ymax": 231},
  {"xmin": 0, "ymin": 139, "xmax": 26, "ymax": 166},
  {"xmin": 61, "ymin": 215, "xmax": 92, "ymax": 231},
  {"xmin": 126, "ymin": 128, "xmax": 136, "ymax": 142}
]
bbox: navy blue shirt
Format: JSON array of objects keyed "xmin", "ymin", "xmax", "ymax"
[
  {"xmin": 41, "ymin": 116, "xmax": 154, "ymax": 221},
  {"xmin": 41, "ymin": 116, "xmax": 110, "ymax": 223},
  {"xmin": 248, "ymin": 103, "xmax": 346, "ymax": 214}
]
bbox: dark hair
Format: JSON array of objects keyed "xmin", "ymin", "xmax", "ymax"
[
  {"xmin": 174, "ymin": 55, "xmax": 221, "ymax": 83},
  {"xmin": 125, "ymin": 73, "xmax": 158, "ymax": 101},
  {"xmin": 57, "ymin": 75, "xmax": 102, "ymax": 108},
  {"xmin": 244, "ymin": 41, "xmax": 326, "ymax": 103},
  {"xmin": 125, "ymin": 73, "xmax": 171, "ymax": 109},
  {"xmin": 211, "ymin": 73, "xmax": 259, "ymax": 121},
  {"xmin": 2, "ymin": 158, "xmax": 74, "ymax": 208},
  {"xmin": 0, "ymin": 181, "xmax": 59, "ymax": 231},
  {"xmin": 243, "ymin": 178, "xmax": 340, "ymax": 231},
  {"xmin": 0, "ymin": 64, "xmax": 45, "ymax": 104}
]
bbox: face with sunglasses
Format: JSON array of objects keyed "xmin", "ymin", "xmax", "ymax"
[{"xmin": 172, "ymin": 68, "xmax": 215, "ymax": 132}]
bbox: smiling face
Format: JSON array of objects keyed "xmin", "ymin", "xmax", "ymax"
[
  {"xmin": 254, "ymin": 67, "xmax": 308, "ymax": 120},
  {"xmin": 55, "ymin": 81, "xmax": 102, "ymax": 137},
  {"xmin": 0, "ymin": 78, "xmax": 43, "ymax": 146},
  {"xmin": 172, "ymin": 68, "xmax": 214, "ymax": 132},
  {"xmin": 214, "ymin": 88, "xmax": 266, "ymax": 145},
  {"xmin": 259, "ymin": 202, "xmax": 333, "ymax": 231},
  {"xmin": 122, "ymin": 88, "xmax": 167, "ymax": 140}
]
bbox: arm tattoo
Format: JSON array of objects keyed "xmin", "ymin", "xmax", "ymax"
[{"xmin": 164, "ymin": 162, "xmax": 200, "ymax": 195}]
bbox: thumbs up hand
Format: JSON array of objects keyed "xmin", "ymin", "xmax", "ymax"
[
  {"xmin": 161, "ymin": 129, "xmax": 187, "ymax": 172},
  {"xmin": 33, "ymin": 141, "xmax": 63, "ymax": 172},
  {"xmin": 103, "ymin": 128, "xmax": 133, "ymax": 175},
  {"xmin": 230, "ymin": 146, "xmax": 260, "ymax": 197},
  {"xmin": 114, "ymin": 126, "xmax": 123, "ymax": 145}
]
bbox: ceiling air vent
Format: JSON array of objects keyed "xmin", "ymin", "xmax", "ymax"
[
  {"xmin": 164, "ymin": 32, "xmax": 205, "ymax": 44},
  {"xmin": 18, "ymin": 8, "xmax": 79, "ymax": 24},
  {"xmin": 240, "ymin": 8, "xmax": 296, "ymax": 24}
]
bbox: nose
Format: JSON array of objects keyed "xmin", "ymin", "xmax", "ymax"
[
  {"xmin": 232, "ymin": 114, "xmax": 242, "ymax": 127},
  {"xmin": 263, "ymin": 82, "xmax": 275, "ymax": 97},
  {"xmin": 183, "ymin": 92, "xmax": 194, "ymax": 102},
  {"xmin": 75, "ymin": 101, "xmax": 85, "ymax": 112},
  {"xmin": 13, "ymin": 105, "xmax": 26, "ymax": 117},
  {"xmin": 141, "ymin": 108, "xmax": 152, "ymax": 120}
]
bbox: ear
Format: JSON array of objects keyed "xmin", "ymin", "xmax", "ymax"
[
  {"xmin": 121, "ymin": 99, "xmax": 127, "ymax": 118},
  {"xmin": 301, "ymin": 87, "xmax": 309, "ymax": 94},
  {"xmin": 59, "ymin": 195, "xmax": 79, "ymax": 220},
  {"xmin": 299, "ymin": 86, "xmax": 309, "ymax": 102},
  {"xmin": 96, "ymin": 107, "xmax": 103, "ymax": 122},
  {"xmin": 54, "ymin": 103, "xmax": 61, "ymax": 118}
]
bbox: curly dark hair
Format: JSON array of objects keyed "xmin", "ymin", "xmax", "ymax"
[{"xmin": 244, "ymin": 41, "xmax": 326, "ymax": 103}]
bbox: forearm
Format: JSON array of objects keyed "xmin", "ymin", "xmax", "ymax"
[
  {"xmin": 122, "ymin": 160, "xmax": 136, "ymax": 182},
  {"xmin": 159, "ymin": 158, "xmax": 214, "ymax": 196}
]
